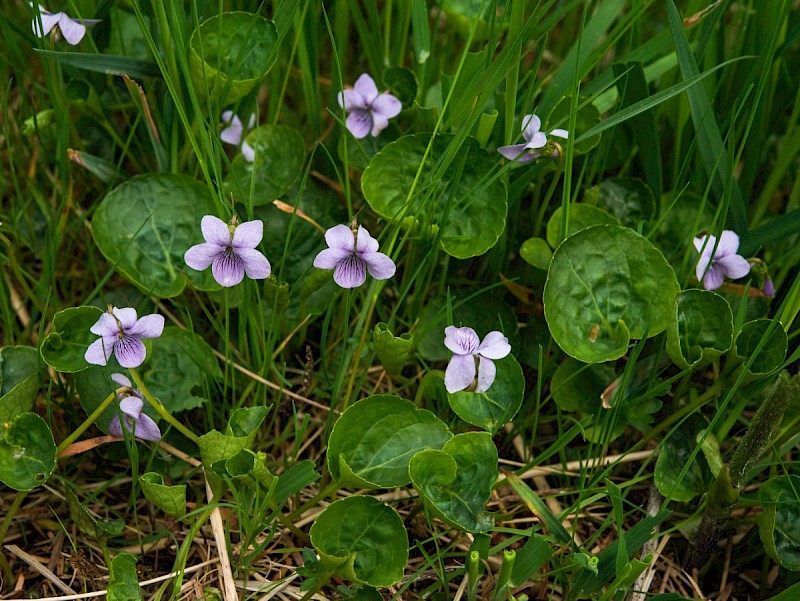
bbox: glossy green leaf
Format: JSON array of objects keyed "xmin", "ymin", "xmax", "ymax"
[
  {"xmin": 546, "ymin": 96, "xmax": 602, "ymax": 154},
  {"xmin": 383, "ymin": 67, "xmax": 417, "ymax": 105},
  {"xmin": 223, "ymin": 125, "xmax": 305, "ymax": 205},
  {"xmin": 373, "ymin": 322, "xmax": 414, "ymax": 376},
  {"xmin": 759, "ymin": 476, "xmax": 800, "ymax": 571},
  {"xmin": 0, "ymin": 346, "xmax": 40, "ymax": 424},
  {"xmin": 584, "ymin": 177, "xmax": 656, "ymax": 227},
  {"xmin": 92, "ymin": 174, "xmax": 218, "ymax": 297},
  {"xmin": 447, "ymin": 355, "xmax": 525, "ymax": 434},
  {"xmin": 310, "ymin": 496, "xmax": 408, "ymax": 587},
  {"xmin": 189, "ymin": 12, "xmax": 278, "ymax": 106},
  {"xmin": 40, "ymin": 306, "xmax": 104, "ymax": 373},
  {"xmin": 735, "ymin": 319, "xmax": 788, "ymax": 375},
  {"xmin": 519, "ymin": 237, "xmax": 552, "ymax": 270},
  {"xmin": 107, "ymin": 553, "xmax": 143, "ymax": 601},
  {"xmin": 546, "ymin": 204, "xmax": 620, "ymax": 248},
  {"xmin": 139, "ymin": 328, "xmax": 221, "ymax": 413},
  {"xmin": 666, "ymin": 289, "xmax": 734, "ymax": 370},
  {"xmin": 224, "ymin": 449, "xmax": 276, "ymax": 491},
  {"xmin": 551, "ymin": 358, "xmax": 615, "ymax": 413},
  {"xmin": 544, "ymin": 225, "xmax": 680, "ymax": 363},
  {"xmin": 654, "ymin": 414, "xmax": 712, "ymax": 502},
  {"xmin": 226, "ymin": 406, "xmax": 269, "ymax": 438},
  {"xmin": 409, "ymin": 432, "xmax": 497, "ymax": 533},
  {"xmin": 327, "ymin": 395, "xmax": 452, "ymax": 488},
  {"xmin": 140, "ymin": 472, "xmax": 187, "ymax": 518},
  {"xmin": 0, "ymin": 413, "xmax": 56, "ymax": 490},
  {"xmin": 362, "ymin": 134, "xmax": 507, "ymax": 259},
  {"xmin": 198, "ymin": 429, "xmax": 250, "ymax": 469},
  {"xmin": 274, "ymin": 460, "xmax": 320, "ymax": 506},
  {"xmin": 65, "ymin": 485, "xmax": 124, "ymax": 540}
]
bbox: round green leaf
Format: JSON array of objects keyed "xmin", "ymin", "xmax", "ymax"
[
  {"xmin": 584, "ymin": 177, "xmax": 655, "ymax": 227},
  {"xmin": 666, "ymin": 289, "xmax": 733, "ymax": 370},
  {"xmin": 447, "ymin": 355, "xmax": 524, "ymax": 434},
  {"xmin": 0, "ymin": 346, "xmax": 41, "ymax": 423},
  {"xmin": 0, "ymin": 412, "xmax": 56, "ymax": 491},
  {"xmin": 189, "ymin": 12, "xmax": 277, "ymax": 106},
  {"xmin": 409, "ymin": 432, "xmax": 497, "ymax": 533},
  {"xmin": 654, "ymin": 414, "xmax": 712, "ymax": 502},
  {"xmin": 373, "ymin": 322, "xmax": 414, "ymax": 376},
  {"xmin": 759, "ymin": 475, "xmax": 800, "ymax": 570},
  {"xmin": 327, "ymin": 395, "xmax": 452, "ymax": 488},
  {"xmin": 735, "ymin": 319, "xmax": 787, "ymax": 376},
  {"xmin": 545, "ymin": 203, "xmax": 620, "ymax": 248},
  {"xmin": 107, "ymin": 553, "xmax": 143, "ymax": 601},
  {"xmin": 310, "ymin": 496, "xmax": 408, "ymax": 587},
  {"xmin": 543, "ymin": 225, "xmax": 680, "ymax": 363},
  {"xmin": 362, "ymin": 133, "xmax": 507, "ymax": 258},
  {"xmin": 223, "ymin": 125, "xmax": 305, "ymax": 205},
  {"xmin": 40, "ymin": 306, "xmax": 103, "ymax": 372},
  {"xmin": 140, "ymin": 472, "xmax": 187, "ymax": 518},
  {"xmin": 519, "ymin": 237, "xmax": 552, "ymax": 270},
  {"xmin": 92, "ymin": 174, "xmax": 218, "ymax": 297},
  {"xmin": 546, "ymin": 96, "xmax": 602, "ymax": 154}
]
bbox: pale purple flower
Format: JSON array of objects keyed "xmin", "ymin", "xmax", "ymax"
[
  {"xmin": 108, "ymin": 374, "xmax": 161, "ymax": 442},
  {"xmin": 497, "ymin": 114, "xmax": 569, "ymax": 163},
  {"xmin": 444, "ymin": 326, "xmax": 511, "ymax": 394},
  {"xmin": 30, "ymin": 3, "xmax": 100, "ymax": 45},
  {"xmin": 763, "ymin": 279, "xmax": 775, "ymax": 298},
  {"xmin": 337, "ymin": 74, "xmax": 402, "ymax": 139},
  {"xmin": 85, "ymin": 307, "xmax": 165, "ymax": 369},
  {"xmin": 184, "ymin": 215, "xmax": 271, "ymax": 287},
  {"xmin": 313, "ymin": 224, "xmax": 395, "ymax": 288},
  {"xmin": 693, "ymin": 230, "xmax": 751, "ymax": 291},
  {"xmin": 220, "ymin": 111, "xmax": 256, "ymax": 162}
]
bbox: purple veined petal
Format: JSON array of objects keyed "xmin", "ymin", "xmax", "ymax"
[
  {"xmin": 127, "ymin": 314, "xmax": 165, "ymax": 339},
  {"xmin": 241, "ymin": 140, "xmax": 255, "ymax": 162},
  {"xmin": 220, "ymin": 115, "xmax": 244, "ymax": 145},
  {"xmin": 497, "ymin": 143, "xmax": 527, "ymax": 161},
  {"xmin": 111, "ymin": 373, "xmax": 132, "ymax": 388},
  {"xmin": 85, "ymin": 338, "xmax": 111, "ymax": 366},
  {"xmin": 716, "ymin": 254, "xmax": 751, "ymax": 280},
  {"xmin": 212, "ymin": 250, "xmax": 245, "ymax": 287},
  {"xmin": 119, "ymin": 396, "xmax": 145, "ymax": 419},
  {"xmin": 108, "ymin": 415, "xmax": 123, "ymax": 438},
  {"xmin": 550, "ymin": 128, "xmax": 569, "ymax": 139},
  {"xmin": 112, "ymin": 307, "xmax": 138, "ymax": 330},
  {"xmin": 333, "ymin": 254, "xmax": 367, "ymax": 288},
  {"xmin": 132, "ymin": 413, "xmax": 162, "ymax": 441},
  {"xmin": 90, "ymin": 312, "xmax": 120, "ymax": 336},
  {"xmin": 57, "ymin": 14, "xmax": 87, "ymax": 45},
  {"xmin": 370, "ymin": 113, "xmax": 390, "ymax": 137},
  {"xmin": 114, "ymin": 336, "xmax": 148, "ymax": 368},
  {"xmin": 324, "ymin": 224, "xmax": 356, "ymax": 252},
  {"xmin": 200, "ymin": 215, "xmax": 231, "ymax": 246},
  {"xmin": 353, "ymin": 73, "xmax": 379, "ymax": 104},
  {"xmin": 444, "ymin": 326, "xmax": 480, "ymax": 356},
  {"xmin": 184, "ymin": 242, "xmax": 220, "ymax": 271},
  {"xmin": 371, "ymin": 93, "xmax": 402, "ymax": 119},
  {"xmin": 313, "ymin": 247, "xmax": 350, "ymax": 270},
  {"xmin": 525, "ymin": 131, "xmax": 548, "ymax": 150},
  {"xmin": 231, "ymin": 220, "xmax": 263, "ymax": 249},
  {"xmin": 355, "ymin": 226, "xmax": 379, "ymax": 255},
  {"xmin": 364, "ymin": 252, "xmax": 396, "ymax": 281},
  {"xmin": 474, "ymin": 356, "xmax": 497, "ymax": 393},
  {"xmin": 444, "ymin": 354, "xmax": 477, "ymax": 394},
  {"xmin": 237, "ymin": 248, "xmax": 271, "ymax": 279},
  {"xmin": 702, "ymin": 265, "xmax": 725, "ymax": 291},
  {"xmin": 717, "ymin": 230, "xmax": 741, "ymax": 257},
  {"xmin": 345, "ymin": 109, "xmax": 373, "ymax": 139},
  {"xmin": 521, "ymin": 114, "xmax": 541, "ymax": 141},
  {"xmin": 32, "ymin": 12, "xmax": 60, "ymax": 37},
  {"xmin": 477, "ymin": 331, "xmax": 511, "ymax": 360},
  {"xmin": 338, "ymin": 89, "xmax": 365, "ymax": 111}
]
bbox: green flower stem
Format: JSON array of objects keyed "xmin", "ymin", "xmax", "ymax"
[
  {"xmin": 492, "ymin": 550, "xmax": 516, "ymax": 601},
  {"xmin": 128, "ymin": 368, "xmax": 200, "ymax": 444},
  {"xmin": 0, "ymin": 490, "xmax": 27, "ymax": 585},
  {"xmin": 466, "ymin": 550, "xmax": 481, "ymax": 601},
  {"xmin": 55, "ymin": 390, "xmax": 118, "ymax": 456}
]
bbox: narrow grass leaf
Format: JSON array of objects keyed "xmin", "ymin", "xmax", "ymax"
[{"xmin": 34, "ymin": 49, "xmax": 162, "ymax": 78}]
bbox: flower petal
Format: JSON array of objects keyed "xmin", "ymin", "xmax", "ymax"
[
  {"xmin": 32, "ymin": 11, "xmax": 60, "ymax": 37},
  {"xmin": 353, "ymin": 73, "xmax": 378, "ymax": 104},
  {"xmin": 57, "ymin": 14, "xmax": 86, "ymax": 45},
  {"xmin": 346, "ymin": 109, "xmax": 373, "ymax": 139},
  {"xmin": 111, "ymin": 373, "xmax": 132, "ymax": 388},
  {"xmin": 474, "ymin": 356, "xmax": 497, "ymax": 393},
  {"xmin": 333, "ymin": 255, "xmax": 367, "ymax": 288},
  {"xmin": 525, "ymin": 131, "xmax": 548, "ymax": 150},
  {"xmin": 220, "ymin": 115, "xmax": 243, "ymax": 145},
  {"xmin": 241, "ymin": 140, "xmax": 255, "ymax": 162},
  {"xmin": 324, "ymin": 224, "xmax": 355, "ymax": 251},
  {"xmin": 370, "ymin": 113, "xmax": 390, "ymax": 137},
  {"xmin": 132, "ymin": 413, "xmax": 162, "ymax": 441},
  {"xmin": 184, "ymin": 242, "xmax": 220, "ymax": 271},
  {"xmin": 112, "ymin": 307, "xmax": 138, "ymax": 330},
  {"xmin": 114, "ymin": 336, "xmax": 147, "ymax": 368},
  {"xmin": 716, "ymin": 254, "xmax": 750, "ymax": 280},
  {"xmin": 693, "ymin": 234, "xmax": 712, "ymax": 254},
  {"xmin": 477, "ymin": 331, "xmax": 511, "ymax": 359},
  {"xmin": 127, "ymin": 314, "xmax": 164, "ymax": 339},
  {"xmin": 550, "ymin": 128, "xmax": 569, "ymax": 139},
  {"xmin": 90, "ymin": 312, "xmax": 120, "ymax": 336},
  {"xmin": 212, "ymin": 251, "xmax": 245, "ymax": 287},
  {"xmin": 355, "ymin": 225, "xmax": 379, "ymax": 254},
  {"xmin": 444, "ymin": 326, "xmax": 480, "ymax": 355},
  {"xmin": 702, "ymin": 265, "xmax": 725, "ymax": 291},
  {"xmin": 717, "ymin": 230, "xmax": 740, "ymax": 257},
  {"xmin": 232, "ymin": 220, "xmax": 263, "ymax": 249},
  {"xmin": 497, "ymin": 143, "xmax": 527, "ymax": 161},
  {"xmin": 339, "ymin": 89, "xmax": 365, "ymax": 111},
  {"xmin": 313, "ymin": 247, "xmax": 351, "ymax": 270},
  {"xmin": 521, "ymin": 114, "xmax": 541, "ymax": 141},
  {"xmin": 238, "ymin": 248, "xmax": 271, "ymax": 279},
  {"xmin": 763, "ymin": 280, "xmax": 775, "ymax": 297},
  {"xmin": 108, "ymin": 415, "xmax": 123, "ymax": 438},
  {"xmin": 364, "ymin": 252, "xmax": 396, "ymax": 281},
  {"xmin": 201, "ymin": 215, "xmax": 231, "ymax": 246},
  {"xmin": 119, "ymin": 396, "xmax": 145, "ymax": 419},
  {"xmin": 85, "ymin": 338, "xmax": 111, "ymax": 366},
  {"xmin": 445, "ymin": 354, "xmax": 477, "ymax": 394},
  {"xmin": 371, "ymin": 93, "xmax": 402, "ymax": 119}
]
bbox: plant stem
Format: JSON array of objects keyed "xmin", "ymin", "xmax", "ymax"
[
  {"xmin": 128, "ymin": 368, "xmax": 200, "ymax": 444},
  {"xmin": 56, "ymin": 390, "xmax": 118, "ymax": 456}
]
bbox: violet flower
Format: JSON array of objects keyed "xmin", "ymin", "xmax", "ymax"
[
  {"xmin": 497, "ymin": 114, "xmax": 569, "ymax": 163},
  {"xmin": 763, "ymin": 279, "xmax": 775, "ymax": 298},
  {"xmin": 444, "ymin": 326, "xmax": 511, "ymax": 394},
  {"xmin": 109, "ymin": 374, "xmax": 161, "ymax": 442},
  {"xmin": 31, "ymin": 3, "xmax": 100, "ymax": 45},
  {"xmin": 693, "ymin": 230, "xmax": 750, "ymax": 291},
  {"xmin": 85, "ymin": 307, "xmax": 165, "ymax": 369},
  {"xmin": 184, "ymin": 215, "xmax": 271, "ymax": 287},
  {"xmin": 338, "ymin": 74, "xmax": 402, "ymax": 139},
  {"xmin": 313, "ymin": 224, "xmax": 395, "ymax": 288},
  {"xmin": 220, "ymin": 111, "xmax": 256, "ymax": 162}
]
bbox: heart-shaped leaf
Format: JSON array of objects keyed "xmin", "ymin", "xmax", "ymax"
[
  {"xmin": 107, "ymin": 553, "xmax": 143, "ymax": 601},
  {"xmin": 0, "ymin": 413, "xmax": 56, "ymax": 491},
  {"xmin": 759, "ymin": 475, "xmax": 800, "ymax": 571},
  {"xmin": 362, "ymin": 133, "xmax": 507, "ymax": 259},
  {"xmin": 373, "ymin": 322, "xmax": 414, "ymax": 376},
  {"xmin": 140, "ymin": 472, "xmax": 187, "ymax": 518},
  {"xmin": 666, "ymin": 289, "xmax": 733, "ymax": 370},
  {"xmin": 0, "ymin": 346, "xmax": 41, "ymax": 424},
  {"xmin": 189, "ymin": 12, "xmax": 277, "ymax": 106},
  {"xmin": 735, "ymin": 319, "xmax": 787, "ymax": 376},
  {"xmin": 546, "ymin": 203, "xmax": 620, "ymax": 248},
  {"xmin": 40, "ymin": 306, "xmax": 103, "ymax": 373},
  {"xmin": 544, "ymin": 225, "xmax": 680, "ymax": 363},
  {"xmin": 327, "ymin": 395, "xmax": 452, "ymax": 488},
  {"xmin": 447, "ymin": 355, "xmax": 525, "ymax": 434},
  {"xmin": 654, "ymin": 414, "xmax": 713, "ymax": 502},
  {"xmin": 584, "ymin": 177, "xmax": 656, "ymax": 227},
  {"xmin": 409, "ymin": 432, "xmax": 497, "ymax": 533},
  {"xmin": 92, "ymin": 174, "xmax": 218, "ymax": 297},
  {"xmin": 310, "ymin": 495, "xmax": 408, "ymax": 587},
  {"xmin": 224, "ymin": 449, "xmax": 276, "ymax": 491},
  {"xmin": 519, "ymin": 237, "xmax": 552, "ymax": 270},
  {"xmin": 226, "ymin": 406, "xmax": 269, "ymax": 439}
]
